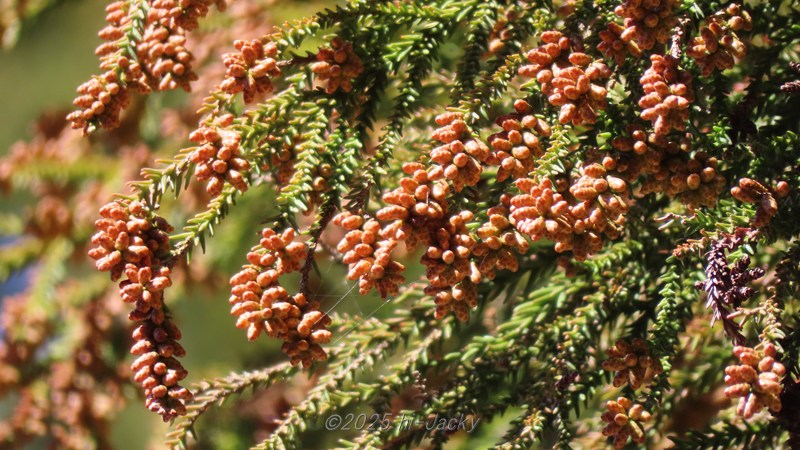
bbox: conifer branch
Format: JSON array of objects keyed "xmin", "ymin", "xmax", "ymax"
[
  {"xmin": 165, "ymin": 363, "xmax": 298, "ymax": 450},
  {"xmin": 169, "ymin": 184, "xmax": 240, "ymax": 261},
  {"xmin": 6, "ymin": 0, "xmax": 800, "ymax": 448},
  {"xmin": 670, "ymin": 418, "xmax": 783, "ymax": 449},
  {"xmin": 254, "ymin": 330, "xmax": 398, "ymax": 449},
  {"xmin": 645, "ymin": 258, "xmax": 693, "ymax": 418}
]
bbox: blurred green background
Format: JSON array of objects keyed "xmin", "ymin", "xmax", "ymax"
[{"xmin": 0, "ymin": 0, "xmax": 106, "ymax": 153}]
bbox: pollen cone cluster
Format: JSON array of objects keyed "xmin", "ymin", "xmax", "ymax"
[
  {"xmin": 136, "ymin": 23, "xmax": 197, "ymax": 92},
  {"xmin": 188, "ymin": 114, "xmax": 250, "ymax": 196},
  {"xmin": 601, "ymin": 397, "xmax": 651, "ymax": 449},
  {"xmin": 484, "ymin": 6, "xmax": 520, "ymax": 56},
  {"xmin": 639, "ymin": 54, "xmax": 695, "ymax": 137},
  {"xmin": 724, "ymin": 343, "xmax": 785, "ymax": 418},
  {"xmin": 611, "ymin": 126, "xmax": 725, "ymax": 210},
  {"xmin": 510, "ymin": 156, "xmax": 631, "ymax": 261},
  {"xmin": 69, "ymin": 0, "xmax": 220, "ymax": 133},
  {"xmin": 687, "ymin": 5, "xmax": 751, "ymax": 77},
  {"xmin": 311, "ymin": 37, "xmax": 363, "ymax": 94},
  {"xmin": 518, "ymin": 30, "xmax": 610, "ymax": 126},
  {"xmin": 68, "ymin": 72, "xmax": 133, "ymax": 133},
  {"xmin": 430, "ymin": 112, "xmax": 490, "ymax": 192},
  {"xmin": 67, "ymin": 1, "xmax": 148, "ymax": 133},
  {"xmin": 229, "ymin": 228, "xmax": 332, "ymax": 367},
  {"xmin": 139, "ymin": 0, "xmax": 221, "ymax": 89},
  {"xmin": 149, "ymin": 0, "xmax": 219, "ymax": 32},
  {"xmin": 639, "ymin": 151, "xmax": 724, "ymax": 210},
  {"xmin": 487, "ymin": 100, "xmax": 551, "ymax": 182},
  {"xmin": 473, "ymin": 196, "xmax": 529, "ymax": 280},
  {"xmin": 378, "ymin": 161, "xmax": 450, "ymax": 251},
  {"xmin": 602, "ymin": 338, "xmax": 663, "ymax": 389},
  {"xmin": 597, "ymin": 22, "xmax": 642, "ymax": 65},
  {"xmin": 264, "ymin": 139, "xmax": 298, "ymax": 186},
  {"xmin": 332, "ymin": 211, "xmax": 405, "ymax": 297},
  {"xmin": 613, "ymin": 0, "xmax": 677, "ymax": 51},
  {"xmin": 88, "ymin": 200, "xmax": 190, "ymax": 421},
  {"xmin": 731, "ymin": 178, "xmax": 780, "ymax": 227},
  {"xmin": 422, "ymin": 210, "xmax": 481, "ymax": 322},
  {"xmin": 220, "ymin": 38, "xmax": 281, "ymax": 103}
]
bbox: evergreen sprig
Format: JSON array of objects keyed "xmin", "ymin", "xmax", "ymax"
[{"xmin": 3, "ymin": 0, "xmax": 800, "ymax": 448}]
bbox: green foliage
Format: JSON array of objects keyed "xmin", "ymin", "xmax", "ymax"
[{"xmin": 2, "ymin": 0, "xmax": 800, "ymax": 449}]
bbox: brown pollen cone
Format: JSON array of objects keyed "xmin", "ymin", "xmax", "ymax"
[
  {"xmin": 332, "ymin": 211, "xmax": 405, "ymax": 298},
  {"xmin": 188, "ymin": 114, "xmax": 250, "ymax": 196},
  {"xmin": 518, "ymin": 31, "xmax": 610, "ymax": 126},
  {"xmin": 220, "ymin": 38, "xmax": 281, "ymax": 103},
  {"xmin": 487, "ymin": 100, "xmax": 551, "ymax": 182},
  {"xmin": 430, "ymin": 112, "xmax": 490, "ymax": 192},
  {"xmin": 602, "ymin": 338, "xmax": 663, "ymax": 390},
  {"xmin": 613, "ymin": 0, "xmax": 677, "ymax": 51},
  {"xmin": 229, "ymin": 228, "xmax": 332, "ymax": 367},
  {"xmin": 601, "ymin": 397, "xmax": 651, "ymax": 449},
  {"xmin": 88, "ymin": 200, "xmax": 190, "ymax": 421},
  {"xmin": 639, "ymin": 54, "xmax": 694, "ymax": 137},
  {"xmin": 687, "ymin": 5, "xmax": 751, "ymax": 77},
  {"xmin": 724, "ymin": 343, "xmax": 785, "ymax": 419},
  {"xmin": 311, "ymin": 37, "xmax": 363, "ymax": 94}
]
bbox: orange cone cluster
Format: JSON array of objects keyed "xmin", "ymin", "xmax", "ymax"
[
  {"xmin": 610, "ymin": 127, "xmax": 725, "ymax": 210},
  {"xmin": 421, "ymin": 210, "xmax": 480, "ymax": 322},
  {"xmin": 228, "ymin": 228, "xmax": 332, "ymax": 367},
  {"xmin": 487, "ymin": 100, "xmax": 551, "ymax": 182},
  {"xmin": 311, "ymin": 37, "xmax": 363, "ymax": 94},
  {"xmin": 138, "ymin": 0, "xmax": 219, "ymax": 93},
  {"xmin": 188, "ymin": 114, "xmax": 250, "ymax": 196},
  {"xmin": 89, "ymin": 201, "xmax": 172, "ymax": 282},
  {"xmin": 88, "ymin": 200, "xmax": 190, "ymax": 421},
  {"xmin": 484, "ymin": 7, "xmax": 520, "ymax": 57},
  {"xmin": 137, "ymin": 24, "xmax": 197, "ymax": 92},
  {"xmin": 687, "ymin": 5, "xmax": 751, "ymax": 77},
  {"xmin": 430, "ymin": 112, "xmax": 490, "ymax": 192},
  {"xmin": 68, "ymin": 1, "xmax": 148, "ymax": 133},
  {"xmin": 730, "ymin": 178, "xmax": 780, "ymax": 227},
  {"xmin": 613, "ymin": 0, "xmax": 677, "ymax": 51},
  {"xmin": 597, "ymin": 22, "xmax": 643, "ymax": 65},
  {"xmin": 266, "ymin": 140, "xmax": 297, "ymax": 186},
  {"xmin": 509, "ymin": 157, "xmax": 632, "ymax": 261},
  {"xmin": 130, "ymin": 305, "xmax": 191, "ymax": 420},
  {"xmin": 638, "ymin": 151, "xmax": 725, "ymax": 210},
  {"xmin": 68, "ymin": 72, "xmax": 133, "ymax": 133},
  {"xmin": 69, "ymin": 0, "xmax": 220, "ymax": 132},
  {"xmin": 378, "ymin": 162, "xmax": 450, "ymax": 251},
  {"xmin": 601, "ymin": 397, "xmax": 651, "ymax": 449},
  {"xmin": 305, "ymin": 163, "xmax": 334, "ymax": 214},
  {"xmin": 518, "ymin": 31, "xmax": 611, "ymax": 126},
  {"xmin": 220, "ymin": 38, "xmax": 281, "ymax": 103},
  {"xmin": 149, "ymin": 0, "xmax": 218, "ymax": 32},
  {"xmin": 332, "ymin": 212, "xmax": 405, "ymax": 297},
  {"xmin": 639, "ymin": 54, "xmax": 695, "ymax": 137},
  {"xmin": 94, "ymin": 1, "xmax": 149, "ymax": 92},
  {"xmin": 724, "ymin": 343, "xmax": 785, "ymax": 418},
  {"xmin": 602, "ymin": 338, "xmax": 663, "ymax": 390},
  {"xmin": 610, "ymin": 125, "xmax": 687, "ymax": 179},
  {"xmin": 373, "ymin": 138, "xmax": 487, "ymax": 321},
  {"xmin": 473, "ymin": 196, "xmax": 529, "ymax": 280}
]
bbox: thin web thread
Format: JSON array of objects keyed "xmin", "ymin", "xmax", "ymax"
[
  {"xmin": 331, "ymin": 296, "xmax": 393, "ymax": 346},
  {"xmin": 309, "ymin": 256, "xmax": 393, "ymax": 343},
  {"xmin": 319, "ymin": 281, "xmax": 359, "ymax": 319}
]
